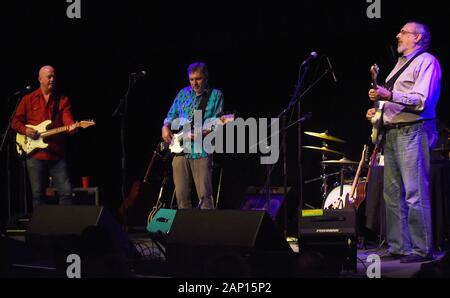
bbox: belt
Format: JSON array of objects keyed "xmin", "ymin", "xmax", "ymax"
[{"xmin": 384, "ymin": 120, "xmax": 425, "ymax": 130}]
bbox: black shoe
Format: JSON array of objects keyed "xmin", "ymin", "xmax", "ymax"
[
  {"xmin": 378, "ymin": 250, "xmax": 405, "ymax": 260},
  {"xmin": 400, "ymin": 254, "xmax": 434, "ymax": 263}
]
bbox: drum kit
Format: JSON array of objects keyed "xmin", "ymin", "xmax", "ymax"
[{"xmin": 303, "ymin": 130, "xmax": 358, "ymax": 209}]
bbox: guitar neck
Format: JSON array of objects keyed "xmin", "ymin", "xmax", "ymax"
[
  {"xmin": 143, "ymin": 151, "xmax": 159, "ymax": 183},
  {"xmin": 371, "ymin": 78, "xmax": 378, "ymax": 89},
  {"xmin": 350, "ymin": 163, "xmax": 363, "ymax": 198},
  {"xmin": 370, "ymin": 64, "xmax": 379, "ymax": 89},
  {"xmin": 40, "ymin": 125, "xmax": 72, "ymax": 138},
  {"xmin": 365, "ymin": 145, "xmax": 379, "ymax": 182},
  {"xmin": 350, "ymin": 146, "xmax": 367, "ymax": 198}
]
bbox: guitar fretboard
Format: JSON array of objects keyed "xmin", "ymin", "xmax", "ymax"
[{"xmin": 40, "ymin": 125, "xmax": 71, "ymax": 138}]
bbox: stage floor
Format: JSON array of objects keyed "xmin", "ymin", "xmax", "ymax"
[
  {"xmin": 129, "ymin": 232, "xmax": 445, "ymax": 278},
  {"xmin": 4, "ymin": 230, "xmax": 446, "ymax": 278}
]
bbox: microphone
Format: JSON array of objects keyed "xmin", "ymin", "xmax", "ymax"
[
  {"xmin": 325, "ymin": 56, "xmax": 338, "ymax": 83},
  {"xmin": 300, "ymin": 112, "xmax": 313, "ymax": 123},
  {"xmin": 301, "ymin": 51, "xmax": 318, "ymax": 66},
  {"xmin": 11, "ymin": 85, "xmax": 32, "ymax": 97},
  {"xmin": 130, "ymin": 70, "xmax": 147, "ymax": 78}
]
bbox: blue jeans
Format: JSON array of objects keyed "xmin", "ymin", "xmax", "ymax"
[
  {"xmin": 383, "ymin": 121, "xmax": 436, "ymax": 257},
  {"xmin": 26, "ymin": 158, "xmax": 72, "ymax": 208}
]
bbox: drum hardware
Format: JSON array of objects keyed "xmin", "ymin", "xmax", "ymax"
[
  {"xmin": 303, "ymin": 130, "xmax": 351, "ymax": 208},
  {"xmin": 304, "ymin": 171, "xmax": 340, "ymax": 184},
  {"xmin": 303, "ymin": 133, "xmax": 347, "ymax": 204},
  {"xmin": 304, "ymin": 170, "xmax": 341, "ymax": 204},
  {"xmin": 432, "ymin": 147, "xmax": 450, "ymax": 152}
]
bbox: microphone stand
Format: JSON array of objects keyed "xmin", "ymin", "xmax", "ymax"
[
  {"xmin": 266, "ymin": 61, "xmax": 332, "ymax": 237},
  {"xmin": 0, "ymin": 92, "xmax": 29, "ymax": 231},
  {"xmin": 263, "ymin": 60, "xmax": 312, "ymax": 237},
  {"xmin": 112, "ymin": 74, "xmax": 138, "ymax": 204}
]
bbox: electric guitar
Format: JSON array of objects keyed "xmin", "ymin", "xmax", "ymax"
[
  {"xmin": 16, "ymin": 119, "xmax": 95, "ymax": 155},
  {"xmin": 169, "ymin": 113, "xmax": 235, "ymax": 154},
  {"xmin": 370, "ymin": 64, "xmax": 385, "ymax": 145}
]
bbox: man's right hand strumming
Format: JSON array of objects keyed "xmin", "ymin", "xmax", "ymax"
[
  {"xmin": 162, "ymin": 125, "xmax": 172, "ymax": 143},
  {"xmin": 366, "ymin": 108, "xmax": 376, "ymax": 121},
  {"xmin": 25, "ymin": 127, "xmax": 39, "ymax": 139}
]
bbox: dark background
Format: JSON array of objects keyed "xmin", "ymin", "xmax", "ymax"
[{"xmin": 1, "ymin": 0, "xmax": 449, "ymax": 225}]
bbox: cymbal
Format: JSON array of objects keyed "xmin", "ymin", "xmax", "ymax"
[
  {"xmin": 320, "ymin": 157, "xmax": 359, "ymax": 166},
  {"xmin": 302, "ymin": 146, "xmax": 344, "ymax": 156},
  {"xmin": 304, "ymin": 131, "xmax": 346, "ymax": 143}
]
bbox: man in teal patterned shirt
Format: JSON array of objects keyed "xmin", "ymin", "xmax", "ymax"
[{"xmin": 162, "ymin": 62, "xmax": 224, "ymax": 209}]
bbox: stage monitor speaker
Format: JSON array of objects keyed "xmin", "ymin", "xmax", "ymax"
[
  {"xmin": 146, "ymin": 208, "xmax": 177, "ymax": 235},
  {"xmin": 25, "ymin": 205, "xmax": 139, "ymax": 259},
  {"xmin": 165, "ymin": 209, "xmax": 292, "ymax": 276},
  {"xmin": 299, "ymin": 208, "xmax": 357, "ymax": 273}
]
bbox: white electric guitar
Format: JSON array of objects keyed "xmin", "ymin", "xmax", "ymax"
[
  {"xmin": 169, "ymin": 114, "xmax": 234, "ymax": 154},
  {"xmin": 370, "ymin": 64, "xmax": 385, "ymax": 145},
  {"xmin": 16, "ymin": 119, "xmax": 95, "ymax": 155}
]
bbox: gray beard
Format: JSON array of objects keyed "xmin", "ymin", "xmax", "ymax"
[{"xmin": 397, "ymin": 44, "xmax": 406, "ymax": 54}]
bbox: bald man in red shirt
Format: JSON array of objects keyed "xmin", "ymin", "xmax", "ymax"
[{"xmin": 12, "ymin": 65, "xmax": 78, "ymax": 207}]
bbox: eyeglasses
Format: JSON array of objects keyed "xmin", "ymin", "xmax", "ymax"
[{"xmin": 399, "ymin": 29, "xmax": 418, "ymax": 35}]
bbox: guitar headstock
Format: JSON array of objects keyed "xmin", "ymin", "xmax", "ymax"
[
  {"xmin": 370, "ymin": 64, "xmax": 379, "ymax": 88},
  {"xmin": 364, "ymin": 144, "xmax": 371, "ymax": 165},
  {"xmin": 77, "ymin": 120, "xmax": 96, "ymax": 129},
  {"xmin": 360, "ymin": 144, "xmax": 368, "ymax": 163}
]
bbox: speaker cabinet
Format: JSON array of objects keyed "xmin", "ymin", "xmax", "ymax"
[
  {"xmin": 26, "ymin": 205, "xmax": 139, "ymax": 259},
  {"xmin": 165, "ymin": 209, "xmax": 292, "ymax": 276}
]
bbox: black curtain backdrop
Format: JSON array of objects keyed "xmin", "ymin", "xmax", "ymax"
[{"xmin": 1, "ymin": 0, "xmax": 449, "ymax": 223}]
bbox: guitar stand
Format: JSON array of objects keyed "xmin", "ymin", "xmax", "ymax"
[
  {"xmin": 147, "ymin": 231, "xmax": 167, "ymax": 259},
  {"xmin": 215, "ymin": 165, "xmax": 223, "ymax": 209}
]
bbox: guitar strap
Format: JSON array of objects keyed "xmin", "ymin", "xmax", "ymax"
[
  {"xmin": 51, "ymin": 93, "xmax": 61, "ymax": 128},
  {"xmin": 373, "ymin": 51, "xmax": 425, "ymax": 146},
  {"xmin": 196, "ymin": 87, "xmax": 212, "ymax": 114},
  {"xmin": 384, "ymin": 51, "xmax": 424, "ymax": 90}
]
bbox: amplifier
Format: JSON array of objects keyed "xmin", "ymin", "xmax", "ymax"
[
  {"xmin": 299, "ymin": 208, "xmax": 355, "ymax": 236},
  {"xmin": 299, "ymin": 208, "xmax": 357, "ymax": 274},
  {"xmin": 72, "ymin": 187, "xmax": 99, "ymax": 206}
]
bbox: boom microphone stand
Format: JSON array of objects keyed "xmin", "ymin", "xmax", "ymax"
[
  {"xmin": 266, "ymin": 53, "xmax": 335, "ymax": 236},
  {"xmin": 263, "ymin": 53, "xmax": 315, "ymax": 237},
  {"xmin": 112, "ymin": 71, "xmax": 146, "ymax": 203},
  {"xmin": 1, "ymin": 87, "xmax": 32, "ymax": 230}
]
